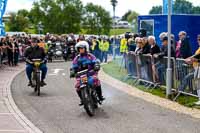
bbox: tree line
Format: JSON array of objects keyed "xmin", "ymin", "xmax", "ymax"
[
  {"xmin": 6, "ymin": 0, "xmax": 112, "ymax": 35},
  {"xmin": 149, "ymin": 0, "xmax": 200, "ymax": 14}
]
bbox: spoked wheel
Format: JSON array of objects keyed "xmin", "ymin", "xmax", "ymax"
[
  {"xmin": 36, "ymin": 72, "xmax": 41, "ymax": 96},
  {"xmin": 32, "ymin": 73, "xmax": 37, "ymax": 92},
  {"xmin": 91, "ymin": 90, "xmax": 99, "ymax": 109},
  {"xmin": 81, "ymin": 87, "xmax": 95, "ymax": 117},
  {"xmin": 34, "ymin": 86, "xmax": 37, "ymax": 92}
]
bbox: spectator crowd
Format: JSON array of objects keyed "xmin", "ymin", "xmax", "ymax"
[{"xmin": 0, "ymin": 31, "xmax": 200, "ymax": 104}]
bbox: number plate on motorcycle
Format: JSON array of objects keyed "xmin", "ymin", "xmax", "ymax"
[{"xmin": 81, "ymin": 76, "xmax": 88, "ymax": 83}]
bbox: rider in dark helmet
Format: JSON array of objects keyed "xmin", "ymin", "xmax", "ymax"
[{"xmin": 24, "ymin": 38, "xmax": 48, "ymax": 87}]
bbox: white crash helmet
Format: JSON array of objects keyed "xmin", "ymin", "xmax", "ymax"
[
  {"xmin": 68, "ymin": 37, "xmax": 73, "ymax": 42},
  {"xmin": 75, "ymin": 41, "xmax": 89, "ymax": 52}
]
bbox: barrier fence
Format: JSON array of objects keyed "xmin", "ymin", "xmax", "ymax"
[{"xmin": 121, "ymin": 52, "xmax": 200, "ymax": 100}]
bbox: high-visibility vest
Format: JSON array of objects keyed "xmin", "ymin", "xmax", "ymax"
[
  {"xmin": 120, "ymin": 38, "xmax": 128, "ymax": 53},
  {"xmin": 103, "ymin": 41, "xmax": 110, "ymax": 52},
  {"xmin": 98, "ymin": 40, "xmax": 104, "ymax": 51},
  {"xmin": 92, "ymin": 40, "xmax": 96, "ymax": 51}
]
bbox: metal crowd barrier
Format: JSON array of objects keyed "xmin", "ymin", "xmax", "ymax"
[
  {"xmin": 136, "ymin": 54, "xmax": 155, "ymax": 88},
  {"xmin": 174, "ymin": 59, "xmax": 199, "ymax": 100},
  {"xmin": 123, "ymin": 52, "xmax": 200, "ymax": 99},
  {"xmin": 154, "ymin": 57, "xmax": 176, "ymax": 90},
  {"xmin": 126, "ymin": 52, "xmax": 138, "ymax": 79}
]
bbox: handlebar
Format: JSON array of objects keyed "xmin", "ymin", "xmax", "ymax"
[
  {"xmin": 77, "ymin": 69, "xmax": 88, "ymax": 75},
  {"xmin": 32, "ymin": 59, "xmax": 42, "ymax": 62}
]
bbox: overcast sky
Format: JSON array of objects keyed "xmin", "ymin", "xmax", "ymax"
[{"xmin": 6, "ymin": 0, "xmax": 200, "ymax": 16}]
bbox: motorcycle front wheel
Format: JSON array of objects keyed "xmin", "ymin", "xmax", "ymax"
[
  {"xmin": 81, "ymin": 87, "xmax": 95, "ymax": 117},
  {"xmin": 36, "ymin": 72, "xmax": 41, "ymax": 96}
]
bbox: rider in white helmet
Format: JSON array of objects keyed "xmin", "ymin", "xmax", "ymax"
[{"xmin": 70, "ymin": 41, "xmax": 105, "ymax": 106}]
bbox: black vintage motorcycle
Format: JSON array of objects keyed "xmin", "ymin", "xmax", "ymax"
[
  {"xmin": 77, "ymin": 69, "xmax": 102, "ymax": 116},
  {"xmin": 31, "ymin": 59, "xmax": 43, "ymax": 96}
]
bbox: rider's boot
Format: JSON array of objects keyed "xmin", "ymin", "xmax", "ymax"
[
  {"xmin": 40, "ymin": 80, "xmax": 47, "ymax": 86},
  {"xmin": 76, "ymin": 90, "xmax": 83, "ymax": 106},
  {"xmin": 96, "ymin": 86, "xmax": 105, "ymax": 101},
  {"xmin": 28, "ymin": 80, "xmax": 33, "ymax": 87}
]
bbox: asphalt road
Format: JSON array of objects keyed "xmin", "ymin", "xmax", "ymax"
[{"xmin": 11, "ymin": 62, "xmax": 200, "ymax": 133}]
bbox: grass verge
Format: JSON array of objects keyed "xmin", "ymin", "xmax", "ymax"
[{"xmin": 102, "ymin": 60, "xmax": 200, "ymax": 109}]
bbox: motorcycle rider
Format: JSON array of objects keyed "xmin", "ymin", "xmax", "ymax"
[
  {"xmin": 67, "ymin": 37, "xmax": 76, "ymax": 60},
  {"xmin": 24, "ymin": 38, "xmax": 48, "ymax": 87},
  {"xmin": 70, "ymin": 41, "xmax": 105, "ymax": 106}
]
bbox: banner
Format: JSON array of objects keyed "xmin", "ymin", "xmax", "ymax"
[
  {"xmin": 0, "ymin": 0, "xmax": 8, "ymax": 36},
  {"xmin": 163, "ymin": 0, "xmax": 173, "ymax": 14}
]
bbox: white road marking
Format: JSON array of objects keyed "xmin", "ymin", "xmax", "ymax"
[
  {"xmin": 48, "ymin": 69, "xmax": 64, "ymax": 76},
  {"xmin": 62, "ymin": 73, "xmax": 66, "ymax": 76}
]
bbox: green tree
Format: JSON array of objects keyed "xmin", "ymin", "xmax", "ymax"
[
  {"xmin": 121, "ymin": 10, "xmax": 132, "ymax": 21},
  {"xmin": 29, "ymin": 0, "xmax": 83, "ymax": 34},
  {"xmin": 173, "ymin": 0, "xmax": 193, "ymax": 14},
  {"xmin": 83, "ymin": 3, "xmax": 112, "ymax": 35},
  {"xmin": 127, "ymin": 11, "xmax": 139, "ymax": 23},
  {"xmin": 149, "ymin": 6, "xmax": 162, "ymax": 14},
  {"xmin": 6, "ymin": 10, "xmax": 30, "ymax": 32},
  {"xmin": 127, "ymin": 11, "xmax": 139, "ymax": 32},
  {"xmin": 192, "ymin": 6, "xmax": 200, "ymax": 14}
]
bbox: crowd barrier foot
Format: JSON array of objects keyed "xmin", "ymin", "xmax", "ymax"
[{"xmin": 173, "ymin": 92, "xmax": 181, "ymax": 101}]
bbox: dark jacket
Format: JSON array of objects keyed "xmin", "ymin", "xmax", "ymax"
[
  {"xmin": 142, "ymin": 43, "xmax": 150, "ymax": 54},
  {"xmin": 128, "ymin": 44, "xmax": 136, "ymax": 52},
  {"xmin": 24, "ymin": 46, "xmax": 46, "ymax": 60},
  {"xmin": 158, "ymin": 45, "xmax": 175, "ymax": 58},
  {"xmin": 150, "ymin": 44, "xmax": 160, "ymax": 55},
  {"xmin": 180, "ymin": 37, "xmax": 192, "ymax": 59}
]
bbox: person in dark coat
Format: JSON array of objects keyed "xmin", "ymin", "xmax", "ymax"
[
  {"xmin": 156, "ymin": 36, "xmax": 176, "ymax": 58},
  {"xmin": 141, "ymin": 37, "xmax": 150, "ymax": 54},
  {"xmin": 148, "ymin": 36, "xmax": 160, "ymax": 55},
  {"xmin": 178, "ymin": 31, "xmax": 192, "ymax": 59}
]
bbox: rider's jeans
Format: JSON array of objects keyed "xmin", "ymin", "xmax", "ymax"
[{"xmin": 26, "ymin": 63, "xmax": 48, "ymax": 81}]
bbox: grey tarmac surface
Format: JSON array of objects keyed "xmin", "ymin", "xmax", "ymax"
[{"xmin": 11, "ymin": 62, "xmax": 200, "ymax": 133}]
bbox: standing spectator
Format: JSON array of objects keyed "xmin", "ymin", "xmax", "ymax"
[
  {"xmin": 127, "ymin": 37, "xmax": 136, "ymax": 52},
  {"xmin": 159, "ymin": 32, "xmax": 167, "ymax": 41},
  {"xmin": 120, "ymin": 36, "xmax": 128, "ymax": 54},
  {"xmin": 6, "ymin": 37, "xmax": 14, "ymax": 66},
  {"xmin": 13, "ymin": 39, "xmax": 19, "ymax": 66},
  {"xmin": 101, "ymin": 38, "xmax": 110, "ymax": 63},
  {"xmin": 156, "ymin": 36, "xmax": 176, "ymax": 58},
  {"xmin": 184, "ymin": 35, "xmax": 200, "ymax": 105},
  {"xmin": 111, "ymin": 36, "xmax": 120, "ymax": 60},
  {"xmin": 178, "ymin": 31, "xmax": 192, "ymax": 59},
  {"xmin": 92, "ymin": 37, "xmax": 101, "ymax": 60},
  {"xmin": 153, "ymin": 36, "xmax": 176, "ymax": 84},
  {"xmin": 148, "ymin": 36, "xmax": 161, "ymax": 83},
  {"xmin": 98, "ymin": 38, "xmax": 104, "ymax": 62},
  {"xmin": 141, "ymin": 37, "xmax": 150, "ymax": 54},
  {"xmin": 134, "ymin": 37, "xmax": 143, "ymax": 54},
  {"xmin": 148, "ymin": 36, "xmax": 160, "ymax": 55}
]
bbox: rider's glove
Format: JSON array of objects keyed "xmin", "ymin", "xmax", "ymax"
[
  {"xmin": 94, "ymin": 60, "xmax": 101, "ymax": 71},
  {"xmin": 25, "ymin": 58, "xmax": 33, "ymax": 65}
]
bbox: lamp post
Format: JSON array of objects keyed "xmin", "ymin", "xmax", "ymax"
[
  {"xmin": 111, "ymin": 0, "xmax": 118, "ymax": 60},
  {"xmin": 37, "ymin": 21, "xmax": 43, "ymax": 36},
  {"xmin": 166, "ymin": 0, "xmax": 172, "ymax": 98}
]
